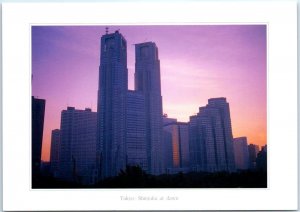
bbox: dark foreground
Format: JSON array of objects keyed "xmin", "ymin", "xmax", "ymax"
[{"xmin": 33, "ymin": 166, "xmax": 267, "ymax": 189}]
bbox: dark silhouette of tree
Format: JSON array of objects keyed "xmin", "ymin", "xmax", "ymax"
[{"xmin": 34, "ymin": 165, "xmax": 267, "ymax": 188}]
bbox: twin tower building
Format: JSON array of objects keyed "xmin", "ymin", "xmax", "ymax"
[
  {"xmin": 51, "ymin": 30, "xmax": 236, "ymax": 185},
  {"xmin": 97, "ymin": 30, "xmax": 163, "ymax": 179}
]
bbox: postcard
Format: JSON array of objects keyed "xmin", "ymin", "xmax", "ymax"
[{"xmin": 2, "ymin": 1, "xmax": 298, "ymax": 211}]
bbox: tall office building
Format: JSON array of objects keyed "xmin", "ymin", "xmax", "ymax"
[
  {"xmin": 126, "ymin": 90, "xmax": 148, "ymax": 172},
  {"xmin": 261, "ymin": 144, "xmax": 267, "ymax": 152},
  {"xmin": 189, "ymin": 115, "xmax": 199, "ymax": 171},
  {"xmin": 163, "ymin": 121, "xmax": 190, "ymax": 173},
  {"xmin": 189, "ymin": 98, "xmax": 236, "ymax": 172},
  {"xmin": 207, "ymin": 98, "xmax": 236, "ymax": 172},
  {"xmin": 248, "ymin": 143, "xmax": 259, "ymax": 169},
  {"xmin": 256, "ymin": 145, "xmax": 267, "ymax": 171},
  {"xmin": 97, "ymin": 31, "xmax": 164, "ymax": 178},
  {"xmin": 59, "ymin": 107, "xmax": 97, "ymax": 185},
  {"xmin": 190, "ymin": 107, "xmax": 225, "ymax": 172},
  {"xmin": 50, "ymin": 129, "xmax": 60, "ymax": 177},
  {"xmin": 32, "ymin": 96, "xmax": 46, "ymax": 178},
  {"xmin": 97, "ymin": 30, "xmax": 128, "ymax": 179},
  {"xmin": 135, "ymin": 42, "xmax": 164, "ymax": 175},
  {"xmin": 233, "ymin": 137, "xmax": 249, "ymax": 170},
  {"xmin": 162, "ymin": 129, "xmax": 173, "ymax": 172},
  {"xmin": 162, "ymin": 115, "xmax": 177, "ymax": 172},
  {"xmin": 178, "ymin": 123, "xmax": 190, "ymax": 168}
]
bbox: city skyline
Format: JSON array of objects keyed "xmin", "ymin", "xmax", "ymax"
[{"xmin": 32, "ymin": 25, "xmax": 266, "ymax": 162}]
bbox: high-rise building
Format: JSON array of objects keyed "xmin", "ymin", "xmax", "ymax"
[
  {"xmin": 189, "ymin": 115, "xmax": 200, "ymax": 171},
  {"xmin": 50, "ymin": 129, "xmax": 60, "ymax": 177},
  {"xmin": 248, "ymin": 143, "xmax": 259, "ymax": 169},
  {"xmin": 190, "ymin": 107, "xmax": 224, "ymax": 172},
  {"xmin": 189, "ymin": 98, "xmax": 236, "ymax": 172},
  {"xmin": 178, "ymin": 122, "xmax": 190, "ymax": 168},
  {"xmin": 256, "ymin": 145, "xmax": 267, "ymax": 171},
  {"xmin": 32, "ymin": 96, "xmax": 46, "ymax": 178},
  {"xmin": 135, "ymin": 42, "xmax": 164, "ymax": 175},
  {"xmin": 59, "ymin": 107, "xmax": 97, "ymax": 185},
  {"xmin": 163, "ymin": 121, "xmax": 190, "ymax": 174},
  {"xmin": 207, "ymin": 98, "xmax": 236, "ymax": 172},
  {"xmin": 261, "ymin": 144, "xmax": 267, "ymax": 152},
  {"xmin": 97, "ymin": 31, "xmax": 164, "ymax": 178},
  {"xmin": 126, "ymin": 90, "xmax": 148, "ymax": 172},
  {"xmin": 97, "ymin": 30, "xmax": 128, "ymax": 179},
  {"xmin": 162, "ymin": 115, "xmax": 177, "ymax": 172},
  {"xmin": 233, "ymin": 137, "xmax": 249, "ymax": 170}
]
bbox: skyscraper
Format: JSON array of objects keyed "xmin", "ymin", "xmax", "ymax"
[
  {"xmin": 207, "ymin": 98, "xmax": 236, "ymax": 172},
  {"xmin": 190, "ymin": 107, "xmax": 224, "ymax": 172},
  {"xmin": 162, "ymin": 115, "xmax": 177, "ymax": 172},
  {"xmin": 178, "ymin": 122, "xmax": 190, "ymax": 168},
  {"xmin": 59, "ymin": 107, "xmax": 97, "ymax": 184},
  {"xmin": 189, "ymin": 115, "xmax": 203, "ymax": 172},
  {"xmin": 189, "ymin": 98, "xmax": 236, "ymax": 172},
  {"xmin": 97, "ymin": 30, "xmax": 128, "ymax": 179},
  {"xmin": 32, "ymin": 96, "xmax": 46, "ymax": 178},
  {"xmin": 248, "ymin": 143, "xmax": 259, "ymax": 169},
  {"xmin": 256, "ymin": 145, "xmax": 267, "ymax": 171},
  {"xmin": 50, "ymin": 129, "xmax": 60, "ymax": 177},
  {"xmin": 135, "ymin": 42, "xmax": 164, "ymax": 175},
  {"xmin": 233, "ymin": 137, "xmax": 249, "ymax": 170},
  {"xmin": 163, "ymin": 121, "xmax": 190, "ymax": 173}
]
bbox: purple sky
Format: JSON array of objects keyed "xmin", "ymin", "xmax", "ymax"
[{"xmin": 32, "ymin": 25, "xmax": 266, "ymax": 161}]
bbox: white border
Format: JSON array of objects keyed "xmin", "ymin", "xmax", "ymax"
[{"xmin": 2, "ymin": 1, "xmax": 297, "ymax": 211}]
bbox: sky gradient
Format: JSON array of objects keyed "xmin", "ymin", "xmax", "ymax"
[{"xmin": 32, "ymin": 25, "xmax": 267, "ymax": 162}]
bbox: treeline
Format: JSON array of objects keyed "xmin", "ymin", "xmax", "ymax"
[{"xmin": 33, "ymin": 166, "xmax": 267, "ymax": 189}]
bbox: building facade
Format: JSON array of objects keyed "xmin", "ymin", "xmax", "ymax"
[
  {"xmin": 163, "ymin": 121, "xmax": 190, "ymax": 174},
  {"xmin": 97, "ymin": 30, "xmax": 128, "ymax": 179},
  {"xmin": 248, "ymin": 143, "xmax": 259, "ymax": 169},
  {"xmin": 50, "ymin": 129, "xmax": 60, "ymax": 177},
  {"xmin": 178, "ymin": 122, "xmax": 190, "ymax": 168},
  {"xmin": 233, "ymin": 137, "xmax": 250, "ymax": 170},
  {"xmin": 189, "ymin": 98, "xmax": 236, "ymax": 173},
  {"xmin": 135, "ymin": 42, "xmax": 164, "ymax": 175},
  {"xmin": 256, "ymin": 145, "xmax": 267, "ymax": 171},
  {"xmin": 126, "ymin": 90, "xmax": 148, "ymax": 172},
  {"xmin": 32, "ymin": 96, "xmax": 46, "ymax": 178},
  {"xmin": 162, "ymin": 115, "xmax": 177, "ymax": 172},
  {"xmin": 207, "ymin": 98, "xmax": 236, "ymax": 172},
  {"xmin": 59, "ymin": 107, "xmax": 97, "ymax": 185}
]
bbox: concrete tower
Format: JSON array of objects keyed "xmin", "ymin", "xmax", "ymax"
[
  {"xmin": 32, "ymin": 96, "xmax": 46, "ymax": 178},
  {"xmin": 189, "ymin": 98, "xmax": 236, "ymax": 173},
  {"xmin": 97, "ymin": 30, "xmax": 128, "ymax": 178},
  {"xmin": 135, "ymin": 42, "xmax": 164, "ymax": 175},
  {"xmin": 59, "ymin": 107, "xmax": 97, "ymax": 184}
]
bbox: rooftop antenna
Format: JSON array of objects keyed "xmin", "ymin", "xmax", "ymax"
[{"xmin": 105, "ymin": 27, "xmax": 109, "ymax": 34}]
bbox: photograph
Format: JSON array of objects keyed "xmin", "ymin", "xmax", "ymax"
[
  {"xmin": 3, "ymin": 1, "xmax": 298, "ymax": 210},
  {"xmin": 31, "ymin": 25, "xmax": 267, "ymax": 188}
]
